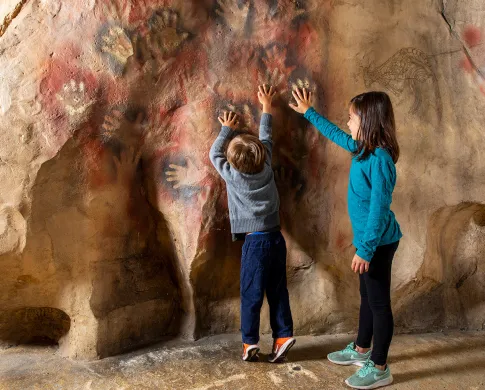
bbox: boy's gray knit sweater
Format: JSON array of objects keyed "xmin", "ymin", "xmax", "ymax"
[{"xmin": 209, "ymin": 113, "xmax": 280, "ymax": 234}]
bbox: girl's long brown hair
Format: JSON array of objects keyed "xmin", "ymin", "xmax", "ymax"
[{"xmin": 350, "ymin": 92, "xmax": 400, "ymax": 163}]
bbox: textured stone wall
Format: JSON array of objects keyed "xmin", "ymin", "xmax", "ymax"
[{"xmin": 0, "ymin": 0, "xmax": 483, "ymax": 359}]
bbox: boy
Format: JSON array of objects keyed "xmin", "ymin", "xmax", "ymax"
[{"xmin": 209, "ymin": 85, "xmax": 295, "ymax": 362}]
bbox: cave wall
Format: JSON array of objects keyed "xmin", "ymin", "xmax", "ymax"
[{"xmin": 0, "ymin": 0, "xmax": 483, "ymax": 359}]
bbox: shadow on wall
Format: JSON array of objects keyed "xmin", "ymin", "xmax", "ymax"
[
  {"xmin": 0, "ymin": 307, "xmax": 70, "ymax": 345},
  {"xmin": 394, "ymin": 202, "xmax": 485, "ymax": 332},
  {"xmin": 2, "ymin": 122, "xmax": 183, "ymax": 359},
  {"xmin": 190, "ymin": 181, "xmax": 244, "ymax": 338}
]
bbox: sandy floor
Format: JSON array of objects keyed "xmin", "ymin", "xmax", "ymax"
[{"xmin": 0, "ymin": 331, "xmax": 484, "ymax": 389}]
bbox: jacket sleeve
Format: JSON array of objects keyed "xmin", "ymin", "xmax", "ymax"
[
  {"xmin": 355, "ymin": 159, "xmax": 396, "ymax": 261},
  {"xmin": 304, "ymin": 107, "xmax": 357, "ymax": 152}
]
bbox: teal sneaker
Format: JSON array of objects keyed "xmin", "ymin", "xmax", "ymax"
[
  {"xmin": 345, "ymin": 359, "xmax": 393, "ymax": 389},
  {"xmin": 327, "ymin": 342, "xmax": 371, "ymax": 366}
]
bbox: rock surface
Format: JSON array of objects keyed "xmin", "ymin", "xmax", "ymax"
[
  {"xmin": 0, "ymin": 0, "xmax": 484, "ymax": 359},
  {"xmin": 0, "ymin": 332, "xmax": 484, "ymax": 389}
]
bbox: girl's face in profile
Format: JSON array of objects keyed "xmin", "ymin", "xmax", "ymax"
[{"xmin": 347, "ymin": 106, "xmax": 361, "ymax": 140}]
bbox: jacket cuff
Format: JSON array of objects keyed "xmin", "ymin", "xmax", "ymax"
[{"xmin": 303, "ymin": 107, "xmax": 315, "ymax": 119}]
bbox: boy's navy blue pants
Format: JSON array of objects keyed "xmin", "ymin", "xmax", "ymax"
[{"xmin": 240, "ymin": 231, "xmax": 293, "ymax": 345}]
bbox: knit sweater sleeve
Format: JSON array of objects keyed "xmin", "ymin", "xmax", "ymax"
[
  {"xmin": 209, "ymin": 126, "xmax": 233, "ymax": 180},
  {"xmin": 259, "ymin": 113, "xmax": 273, "ymax": 162}
]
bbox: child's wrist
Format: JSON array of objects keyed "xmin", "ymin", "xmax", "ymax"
[{"xmin": 262, "ymin": 103, "xmax": 272, "ymax": 113}]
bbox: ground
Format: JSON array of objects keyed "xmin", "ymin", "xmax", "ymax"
[{"xmin": 0, "ymin": 331, "xmax": 484, "ymax": 390}]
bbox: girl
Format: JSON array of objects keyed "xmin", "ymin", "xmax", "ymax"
[{"xmin": 290, "ymin": 88, "xmax": 402, "ymax": 389}]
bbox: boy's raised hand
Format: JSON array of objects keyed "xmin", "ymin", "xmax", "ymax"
[
  {"xmin": 258, "ymin": 84, "xmax": 276, "ymax": 105},
  {"xmin": 289, "ymin": 87, "xmax": 312, "ymax": 114},
  {"xmin": 258, "ymin": 84, "xmax": 276, "ymax": 114},
  {"xmin": 218, "ymin": 111, "xmax": 239, "ymax": 129}
]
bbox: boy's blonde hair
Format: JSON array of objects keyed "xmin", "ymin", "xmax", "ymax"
[{"xmin": 226, "ymin": 134, "xmax": 266, "ymax": 174}]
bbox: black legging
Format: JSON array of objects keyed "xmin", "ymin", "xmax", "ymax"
[{"xmin": 356, "ymin": 241, "xmax": 399, "ymax": 366}]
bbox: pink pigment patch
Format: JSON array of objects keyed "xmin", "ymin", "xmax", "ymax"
[
  {"xmin": 460, "ymin": 57, "xmax": 474, "ymax": 74},
  {"xmin": 295, "ymin": 22, "xmax": 318, "ymax": 55},
  {"xmin": 335, "ymin": 231, "xmax": 348, "ymax": 251},
  {"xmin": 40, "ymin": 57, "xmax": 98, "ymax": 119},
  {"xmin": 81, "ymin": 137, "xmax": 114, "ymax": 189},
  {"xmin": 463, "ymin": 26, "xmax": 482, "ymax": 47}
]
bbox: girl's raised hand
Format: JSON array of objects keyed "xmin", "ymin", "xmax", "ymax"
[
  {"xmin": 218, "ymin": 111, "xmax": 239, "ymax": 129},
  {"xmin": 289, "ymin": 87, "xmax": 312, "ymax": 114}
]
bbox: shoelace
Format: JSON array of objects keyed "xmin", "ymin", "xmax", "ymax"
[{"xmin": 358, "ymin": 359, "xmax": 375, "ymax": 378}]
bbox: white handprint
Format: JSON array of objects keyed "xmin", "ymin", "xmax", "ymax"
[
  {"xmin": 100, "ymin": 26, "xmax": 134, "ymax": 67},
  {"xmin": 56, "ymin": 80, "xmax": 94, "ymax": 116},
  {"xmin": 165, "ymin": 157, "xmax": 208, "ymax": 189}
]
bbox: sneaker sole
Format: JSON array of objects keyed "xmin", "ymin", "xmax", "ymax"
[
  {"xmin": 327, "ymin": 356, "xmax": 367, "ymax": 367},
  {"xmin": 268, "ymin": 338, "xmax": 296, "ymax": 363},
  {"xmin": 242, "ymin": 346, "xmax": 260, "ymax": 362},
  {"xmin": 344, "ymin": 374, "xmax": 393, "ymax": 389}
]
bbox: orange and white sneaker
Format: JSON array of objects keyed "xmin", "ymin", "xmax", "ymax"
[
  {"xmin": 268, "ymin": 337, "xmax": 296, "ymax": 363},
  {"xmin": 242, "ymin": 343, "xmax": 260, "ymax": 361}
]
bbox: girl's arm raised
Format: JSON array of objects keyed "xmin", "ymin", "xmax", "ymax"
[
  {"xmin": 304, "ymin": 107, "xmax": 357, "ymax": 152},
  {"xmin": 289, "ymin": 87, "xmax": 357, "ymax": 153}
]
